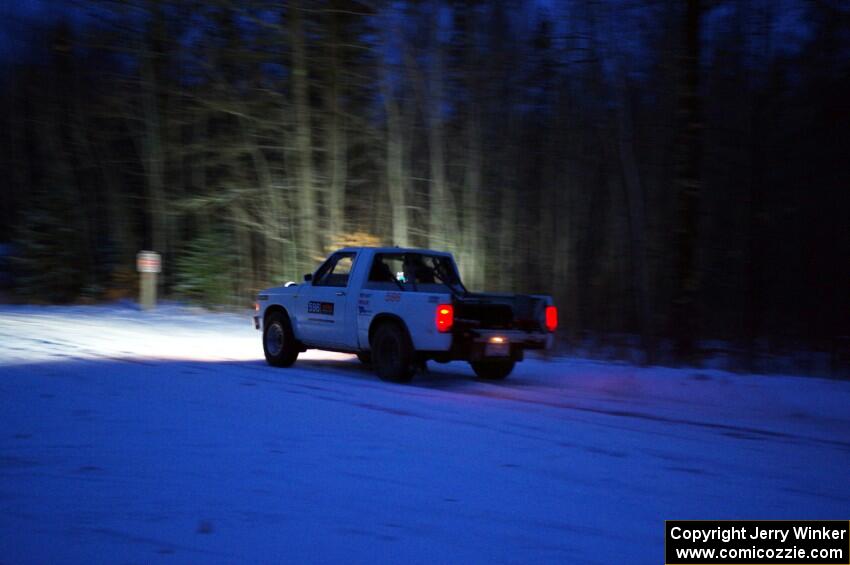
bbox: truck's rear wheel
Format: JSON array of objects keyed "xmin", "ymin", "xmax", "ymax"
[
  {"xmin": 371, "ymin": 323, "xmax": 415, "ymax": 383},
  {"xmin": 471, "ymin": 359, "xmax": 515, "ymax": 380},
  {"xmin": 263, "ymin": 311, "xmax": 299, "ymax": 367}
]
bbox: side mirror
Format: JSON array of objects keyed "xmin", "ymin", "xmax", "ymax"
[{"xmin": 303, "ymin": 273, "xmax": 313, "ymax": 282}]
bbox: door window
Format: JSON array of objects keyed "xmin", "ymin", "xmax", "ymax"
[{"xmin": 313, "ymin": 252, "xmax": 356, "ymax": 287}]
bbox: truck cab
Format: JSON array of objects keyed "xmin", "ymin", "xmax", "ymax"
[{"xmin": 255, "ymin": 247, "xmax": 556, "ymax": 382}]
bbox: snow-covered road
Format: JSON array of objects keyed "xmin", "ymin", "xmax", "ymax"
[{"xmin": 1, "ymin": 305, "xmax": 848, "ymax": 564}]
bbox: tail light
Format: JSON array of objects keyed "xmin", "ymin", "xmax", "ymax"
[
  {"xmin": 545, "ymin": 305, "xmax": 558, "ymax": 332},
  {"xmin": 436, "ymin": 304, "xmax": 454, "ymax": 333}
]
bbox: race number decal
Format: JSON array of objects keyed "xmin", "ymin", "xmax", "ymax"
[{"xmin": 308, "ymin": 301, "xmax": 334, "ymax": 315}]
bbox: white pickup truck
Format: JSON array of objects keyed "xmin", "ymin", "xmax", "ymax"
[{"xmin": 254, "ymin": 247, "xmax": 557, "ymax": 382}]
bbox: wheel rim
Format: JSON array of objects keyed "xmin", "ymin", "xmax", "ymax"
[{"xmin": 266, "ymin": 322, "xmax": 284, "ymax": 356}]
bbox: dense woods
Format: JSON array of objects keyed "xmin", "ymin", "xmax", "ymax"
[{"xmin": 1, "ymin": 0, "xmax": 848, "ymax": 369}]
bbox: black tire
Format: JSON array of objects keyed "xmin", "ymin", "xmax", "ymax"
[
  {"xmin": 370, "ymin": 322, "xmax": 415, "ymax": 383},
  {"xmin": 470, "ymin": 359, "xmax": 515, "ymax": 380},
  {"xmin": 356, "ymin": 352, "xmax": 372, "ymax": 365},
  {"xmin": 263, "ymin": 311, "xmax": 299, "ymax": 367}
]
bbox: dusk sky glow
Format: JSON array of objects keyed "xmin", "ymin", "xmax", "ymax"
[{"xmin": 0, "ymin": 0, "xmax": 816, "ymax": 67}]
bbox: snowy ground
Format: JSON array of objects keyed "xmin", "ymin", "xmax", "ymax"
[{"xmin": 1, "ymin": 304, "xmax": 849, "ymax": 564}]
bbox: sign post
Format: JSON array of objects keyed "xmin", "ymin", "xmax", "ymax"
[{"xmin": 136, "ymin": 251, "xmax": 161, "ymax": 310}]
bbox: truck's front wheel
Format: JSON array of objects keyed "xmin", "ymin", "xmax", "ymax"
[
  {"xmin": 471, "ymin": 360, "xmax": 515, "ymax": 380},
  {"xmin": 263, "ymin": 311, "xmax": 299, "ymax": 367},
  {"xmin": 371, "ymin": 323, "xmax": 415, "ymax": 383}
]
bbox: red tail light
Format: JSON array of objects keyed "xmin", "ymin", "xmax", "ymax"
[
  {"xmin": 545, "ymin": 305, "xmax": 558, "ymax": 332},
  {"xmin": 436, "ymin": 304, "xmax": 454, "ymax": 333}
]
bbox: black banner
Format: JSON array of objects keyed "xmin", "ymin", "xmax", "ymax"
[{"xmin": 666, "ymin": 520, "xmax": 849, "ymax": 564}]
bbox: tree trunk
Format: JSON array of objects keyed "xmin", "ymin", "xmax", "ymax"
[
  {"xmin": 382, "ymin": 68, "xmax": 409, "ymax": 248},
  {"xmin": 426, "ymin": 5, "xmax": 457, "ymax": 252},
  {"xmin": 672, "ymin": 0, "xmax": 703, "ymax": 363},
  {"xmin": 289, "ymin": 0, "xmax": 319, "ymax": 268},
  {"xmin": 616, "ymin": 74, "xmax": 654, "ymax": 364},
  {"xmin": 239, "ymin": 115, "xmax": 280, "ymax": 285},
  {"xmin": 325, "ymin": 8, "xmax": 346, "ymax": 248},
  {"xmin": 136, "ymin": 1, "xmax": 172, "ymax": 278},
  {"xmin": 461, "ymin": 108, "xmax": 483, "ymax": 289}
]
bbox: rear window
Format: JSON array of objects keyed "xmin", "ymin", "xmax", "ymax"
[{"xmin": 365, "ymin": 253, "xmax": 462, "ymax": 293}]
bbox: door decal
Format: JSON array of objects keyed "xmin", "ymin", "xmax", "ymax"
[{"xmin": 308, "ymin": 301, "xmax": 335, "ymax": 315}]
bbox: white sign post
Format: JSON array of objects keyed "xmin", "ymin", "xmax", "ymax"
[{"xmin": 136, "ymin": 251, "xmax": 161, "ymax": 310}]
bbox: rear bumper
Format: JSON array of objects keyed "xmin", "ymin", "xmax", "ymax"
[
  {"xmin": 422, "ymin": 329, "xmax": 553, "ymax": 362},
  {"xmin": 467, "ymin": 328, "xmax": 553, "ymax": 348},
  {"xmin": 465, "ymin": 329, "xmax": 552, "ymax": 362}
]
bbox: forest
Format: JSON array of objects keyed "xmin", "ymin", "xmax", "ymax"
[{"xmin": 0, "ymin": 0, "xmax": 848, "ymax": 370}]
